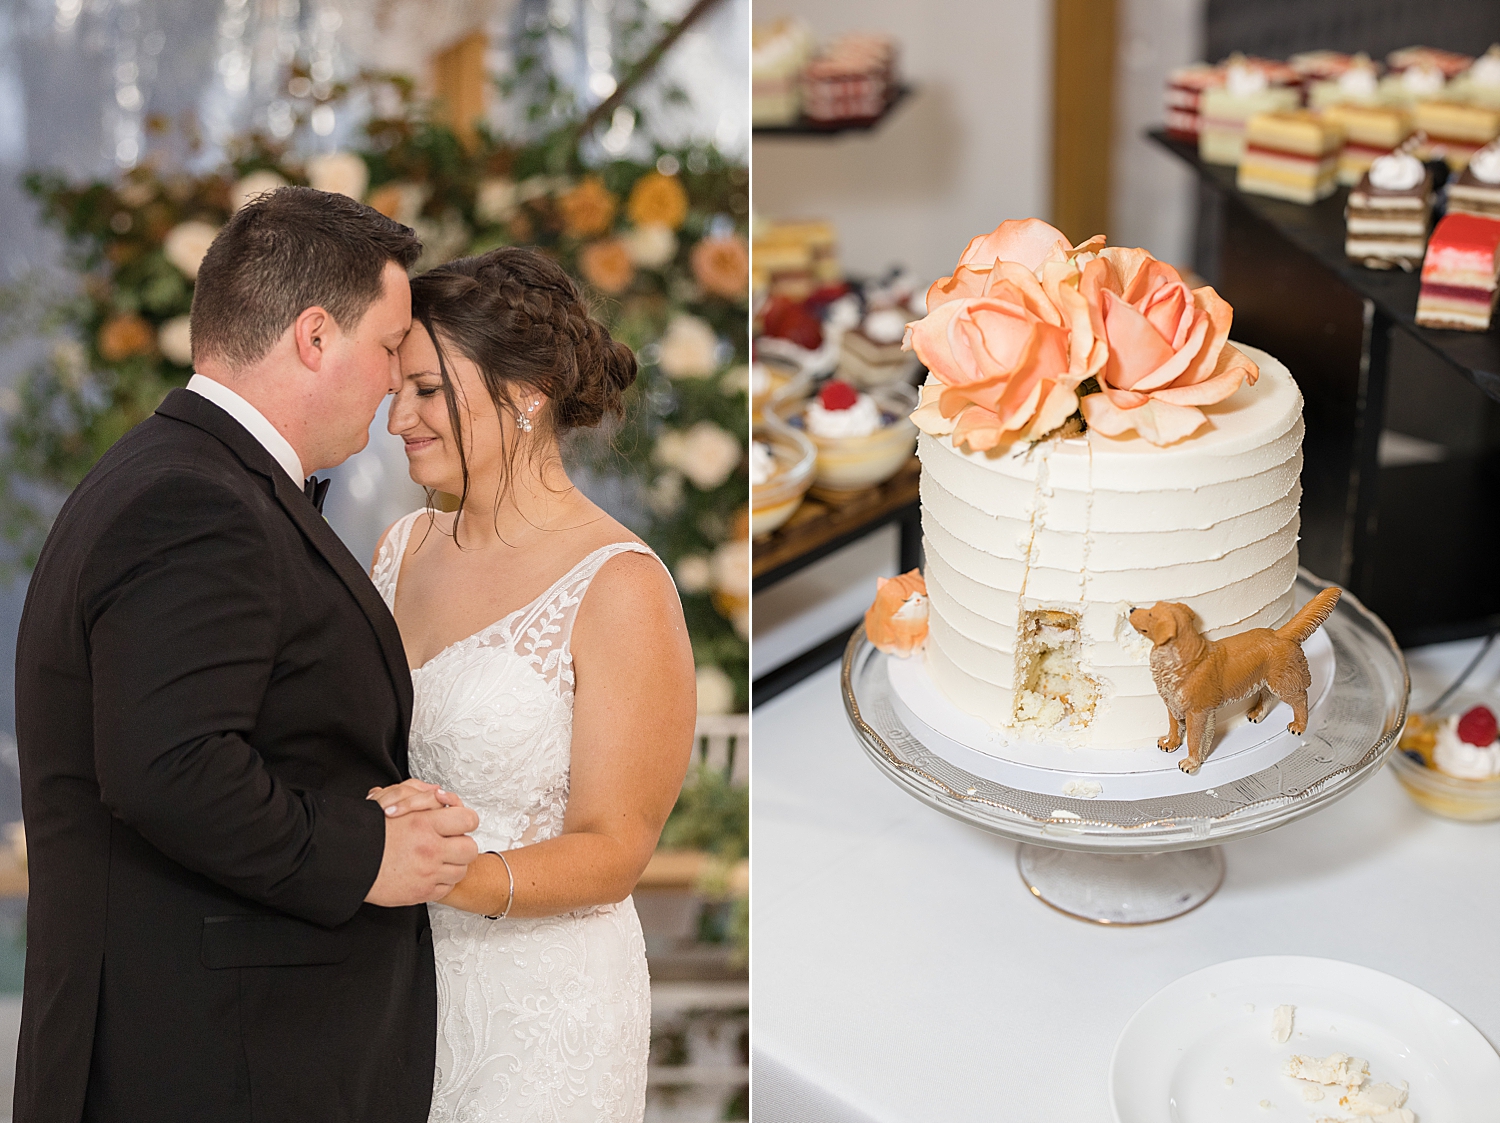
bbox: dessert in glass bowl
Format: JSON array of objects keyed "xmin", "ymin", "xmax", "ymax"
[
  {"xmin": 1391, "ymin": 702, "xmax": 1500, "ymax": 821},
  {"xmin": 790, "ymin": 378, "xmax": 918, "ymax": 494},
  {"xmin": 750, "ymin": 422, "xmax": 816, "ymax": 538},
  {"xmin": 750, "ymin": 356, "xmax": 805, "ymax": 421}
]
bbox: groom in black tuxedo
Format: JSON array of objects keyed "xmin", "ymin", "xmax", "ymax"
[{"xmin": 13, "ymin": 187, "xmax": 478, "ymax": 1122}]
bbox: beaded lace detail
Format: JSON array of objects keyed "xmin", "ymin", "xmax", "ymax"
[{"xmin": 374, "ymin": 510, "xmax": 655, "ymax": 1123}]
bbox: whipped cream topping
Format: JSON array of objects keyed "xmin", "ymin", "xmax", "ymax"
[
  {"xmin": 862, "ymin": 308, "xmax": 909, "ymax": 345},
  {"xmin": 1470, "ymin": 45, "xmax": 1500, "ymax": 89},
  {"xmin": 1225, "ymin": 60, "xmax": 1268, "ymax": 97},
  {"xmin": 1434, "ymin": 716, "xmax": 1500, "ymax": 780},
  {"xmin": 1469, "ymin": 141, "xmax": 1500, "ymax": 184},
  {"xmin": 1339, "ymin": 63, "xmax": 1378, "ymax": 98},
  {"xmin": 805, "ymin": 392, "xmax": 882, "ymax": 438},
  {"xmin": 750, "ymin": 363, "xmax": 771, "ymax": 398},
  {"xmin": 749, "ymin": 440, "xmax": 776, "ymax": 486},
  {"xmin": 1368, "ymin": 152, "xmax": 1425, "ymax": 191},
  {"xmin": 1403, "ymin": 63, "xmax": 1446, "ymax": 95}
]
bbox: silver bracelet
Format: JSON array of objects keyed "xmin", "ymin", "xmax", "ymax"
[{"xmin": 482, "ymin": 850, "xmax": 515, "ymax": 920}]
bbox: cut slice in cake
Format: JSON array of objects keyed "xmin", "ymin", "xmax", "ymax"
[
  {"xmin": 1345, "ymin": 152, "xmax": 1432, "ymax": 269},
  {"xmin": 1416, "ymin": 212, "xmax": 1500, "ymax": 330},
  {"xmin": 1447, "ymin": 139, "xmax": 1500, "ymax": 218},
  {"xmin": 1238, "ymin": 111, "xmax": 1344, "ymax": 203}
]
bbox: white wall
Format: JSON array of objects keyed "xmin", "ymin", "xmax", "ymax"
[
  {"xmin": 752, "ymin": 0, "xmax": 1053, "ymax": 286},
  {"xmin": 1111, "ymin": 0, "xmax": 1205, "ymax": 267}
]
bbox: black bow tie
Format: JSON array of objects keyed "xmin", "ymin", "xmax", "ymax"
[{"xmin": 304, "ymin": 475, "xmax": 330, "ymax": 514}]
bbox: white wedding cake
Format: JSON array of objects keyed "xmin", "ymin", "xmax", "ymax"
[
  {"xmin": 870, "ymin": 218, "xmax": 1306, "ymax": 751},
  {"xmin": 919, "ymin": 347, "xmax": 1303, "ymax": 749}
]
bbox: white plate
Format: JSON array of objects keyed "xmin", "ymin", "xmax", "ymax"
[{"xmin": 1111, "ymin": 957, "xmax": 1500, "ymax": 1123}]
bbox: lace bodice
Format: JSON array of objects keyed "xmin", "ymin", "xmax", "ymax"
[
  {"xmin": 373, "ymin": 510, "xmax": 657, "ymax": 855},
  {"xmin": 372, "ymin": 510, "xmax": 656, "ymax": 1122}
]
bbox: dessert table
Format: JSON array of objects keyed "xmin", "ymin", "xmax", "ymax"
[{"xmin": 750, "ymin": 641, "xmax": 1500, "ymax": 1122}]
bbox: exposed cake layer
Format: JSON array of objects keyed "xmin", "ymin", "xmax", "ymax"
[{"xmin": 917, "ymin": 346, "xmax": 1304, "ymax": 749}]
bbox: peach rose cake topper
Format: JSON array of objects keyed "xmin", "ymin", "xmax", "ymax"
[{"xmin": 904, "ymin": 218, "xmax": 1260, "ymax": 448}]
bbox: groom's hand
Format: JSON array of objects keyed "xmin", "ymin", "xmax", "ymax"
[{"xmin": 364, "ymin": 803, "xmax": 480, "ymax": 907}]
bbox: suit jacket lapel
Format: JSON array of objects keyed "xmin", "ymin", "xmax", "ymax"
[{"xmin": 155, "ymin": 390, "xmax": 414, "ymax": 759}]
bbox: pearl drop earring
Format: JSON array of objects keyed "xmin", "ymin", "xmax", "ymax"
[{"xmin": 517, "ymin": 398, "xmax": 540, "ymax": 432}]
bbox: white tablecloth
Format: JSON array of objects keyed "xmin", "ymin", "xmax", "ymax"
[{"xmin": 750, "ymin": 643, "xmax": 1500, "ymax": 1123}]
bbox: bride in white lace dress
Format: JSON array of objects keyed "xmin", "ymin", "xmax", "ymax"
[{"xmin": 365, "ymin": 248, "xmax": 697, "ymax": 1122}]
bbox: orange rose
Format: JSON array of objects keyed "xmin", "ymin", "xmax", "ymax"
[
  {"xmin": 904, "ymin": 281, "xmax": 1080, "ymax": 452},
  {"xmin": 559, "ymin": 176, "xmax": 618, "ymax": 238},
  {"xmin": 97, "ymin": 313, "xmax": 157, "ymax": 362},
  {"xmin": 626, "ymin": 171, "xmax": 689, "ymax": 230},
  {"xmin": 864, "ymin": 569, "xmax": 929, "ymax": 657},
  {"xmin": 1075, "ymin": 249, "xmax": 1259, "ymax": 445},
  {"xmin": 926, "ymin": 218, "xmax": 1104, "ymax": 311},
  {"xmin": 579, "ymin": 239, "xmax": 635, "ymax": 294},
  {"xmin": 690, "ymin": 235, "xmax": 748, "ymax": 300}
]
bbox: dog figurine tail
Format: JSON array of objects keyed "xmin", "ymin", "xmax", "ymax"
[{"xmin": 1274, "ymin": 587, "xmax": 1341, "ymax": 646}]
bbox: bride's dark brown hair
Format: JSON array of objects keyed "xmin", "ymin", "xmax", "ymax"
[{"xmin": 408, "ymin": 247, "xmax": 637, "ymax": 530}]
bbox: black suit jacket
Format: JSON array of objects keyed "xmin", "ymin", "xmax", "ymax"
[{"xmin": 13, "ymin": 390, "xmax": 434, "ymax": 1122}]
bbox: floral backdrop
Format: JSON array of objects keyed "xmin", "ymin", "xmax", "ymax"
[{"xmin": 0, "ymin": 56, "xmax": 750, "ymax": 711}]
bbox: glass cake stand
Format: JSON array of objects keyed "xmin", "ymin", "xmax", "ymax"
[{"xmin": 841, "ymin": 570, "xmax": 1409, "ymax": 924}]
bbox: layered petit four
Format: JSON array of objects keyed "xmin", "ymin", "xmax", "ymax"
[
  {"xmin": 1344, "ymin": 151, "xmax": 1432, "ymax": 270},
  {"xmin": 1164, "ymin": 62, "xmax": 1224, "ymax": 140},
  {"xmin": 751, "ymin": 19, "xmax": 815, "ymax": 126},
  {"xmin": 1416, "ymin": 211, "xmax": 1500, "ymax": 330},
  {"xmin": 753, "ymin": 219, "xmax": 841, "ymax": 297},
  {"xmin": 838, "ymin": 307, "xmax": 919, "ymax": 387},
  {"xmin": 1377, "ymin": 61, "xmax": 1449, "ymax": 110},
  {"xmin": 1307, "ymin": 53, "xmax": 1382, "ymax": 110},
  {"xmin": 1237, "ymin": 110, "xmax": 1344, "ymax": 203},
  {"xmin": 1386, "ymin": 45, "xmax": 1474, "ymax": 80},
  {"xmin": 801, "ymin": 34, "xmax": 897, "ymax": 125},
  {"xmin": 1320, "ymin": 102, "xmax": 1412, "ymax": 184},
  {"xmin": 1452, "ymin": 44, "xmax": 1500, "ymax": 110},
  {"xmin": 1288, "ymin": 50, "xmax": 1363, "ymax": 81},
  {"xmin": 1412, "ymin": 99, "xmax": 1500, "ymax": 169},
  {"xmin": 1447, "ymin": 139, "xmax": 1500, "ymax": 218},
  {"xmin": 1199, "ymin": 59, "xmax": 1301, "ymax": 165},
  {"xmin": 796, "ymin": 379, "xmax": 917, "ymax": 492}
]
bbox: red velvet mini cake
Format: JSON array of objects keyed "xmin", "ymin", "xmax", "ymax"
[{"xmin": 1415, "ymin": 212, "xmax": 1500, "ymax": 330}]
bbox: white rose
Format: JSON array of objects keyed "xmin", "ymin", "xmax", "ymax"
[
  {"xmin": 231, "ymin": 169, "xmax": 288, "ymax": 212},
  {"xmin": 413, "ymin": 211, "xmax": 472, "ymax": 271},
  {"xmin": 657, "ymin": 314, "xmax": 720, "ymax": 379},
  {"xmin": 369, "ymin": 181, "xmax": 430, "ymax": 227},
  {"xmin": 163, "ymin": 220, "xmax": 220, "ymax": 280},
  {"xmin": 655, "ymin": 421, "xmax": 742, "ymax": 491},
  {"xmin": 475, "ymin": 177, "xmax": 518, "ymax": 224},
  {"xmin": 624, "ymin": 223, "xmax": 677, "ymax": 268},
  {"xmin": 711, "ymin": 539, "xmax": 749, "ymax": 601},
  {"xmin": 307, "ymin": 152, "xmax": 368, "ymax": 200},
  {"xmin": 646, "ymin": 469, "xmax": 685, "ymax": 515},
  {"xmin": 674, "ymin": 554, "xmax": 713, "ymax": 594},
  {"xmin": 695, "ymin": 665, "xmax": 737, "ymax": 715},
  {"xmin": 517, "ymin": 175, "xmax": 568, "ymax": 204},
  {"xmin": 157, "ymin": 315, "xmax": 193, "ymax": 366}
]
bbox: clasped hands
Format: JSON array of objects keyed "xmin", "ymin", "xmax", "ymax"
[{"xmin": 362, "ymin": 778, "xmax": 480, "ymax": 907}]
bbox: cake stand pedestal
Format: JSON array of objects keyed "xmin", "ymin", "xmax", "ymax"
[{"xmin": 842, "ymin": 571, "xmax": 1409, "ymax": 925}]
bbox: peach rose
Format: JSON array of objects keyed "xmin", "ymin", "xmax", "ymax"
[
  {"xmin": 864, "ymin": 569, "xmax": 929, "ymax": 657},
  {"xmin": 926, "ymin": 218, "xmax": 1104, "ymax": 310},
  {"xmin": 97, "ymin": 313, "xmax": 156, "ymax": 362},
  {"xmin": 626, "ymin": 172, "xmax": 689, "ymax": 230},
  {"xmin": 691, "ymin": 235, "xmax": 748, "ymax": 301},
  {"xmin": 579, "ymin": 239, "xmax": 635, "ymax": 294},
  {"xmin": 1075, "ymin": 249, "xmax": 1259, "ymax": 445},
  {"xmin": 559, "ymin": 176, "xmax": 618, "ymax": 238},
  {"xmin": 904, "ymin": 282, "xmax": 1081, "ymax": 452}
]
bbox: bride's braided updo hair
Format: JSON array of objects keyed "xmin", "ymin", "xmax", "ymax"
[{"xmin": 409, "ymin": 247, "xmax": 637, "ymax": 518}]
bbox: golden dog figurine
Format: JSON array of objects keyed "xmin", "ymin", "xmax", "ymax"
[{"xmin": 1128, "ymin": 587, "xmax": 1341, "ymax": 775}]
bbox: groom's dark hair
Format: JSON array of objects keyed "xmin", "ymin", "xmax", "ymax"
[{"xmin": 189, "ymin": 185, "xmax": 422, "ymax": 370}]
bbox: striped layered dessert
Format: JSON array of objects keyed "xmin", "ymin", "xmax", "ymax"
[
  {"xmin": 1416, "ymin": 212, "xmax": 1500, "ymax": 331},
  {"xmin": 1164, "ymin": 63, "xmax": 1224, "ymax": 140},
  {"xmin": 1447, "ymin": 141, "xmax": 1500, "ymax": 219},
  {"xmin": 1412, "ymin": 101, "xmax": 1500, "ymax": 170},
  {"xmin": 1345, "ymin": 152, "xmax": 1431, "ymax": 269},
  {"xmin": 1321, "ymin": 103, "xmax": 1411, "ymax": 185},
  {"xmin": 1238, "ymin": 111, "xmax": 1344, "ymax": 203},
  {"xmin": 919, "ymin": 347, "xmax": 1303, "ymax": 750}
]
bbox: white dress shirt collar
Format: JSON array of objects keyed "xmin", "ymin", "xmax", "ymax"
[{"xmin": 186, "ymin": 374, "xmax": 305, "ymax": 486}]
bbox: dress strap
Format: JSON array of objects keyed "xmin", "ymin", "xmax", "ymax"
[{"xmin": 371, "ymin": 509, "xmax": 427, "ymax": 608}]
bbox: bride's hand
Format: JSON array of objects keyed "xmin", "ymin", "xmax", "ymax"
[{"xmin": 366, "ymin": 778, "xmax": 465, "ymax": 818}]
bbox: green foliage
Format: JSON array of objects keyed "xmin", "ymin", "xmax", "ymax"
[{"xmin": 659, "ymin": 765, "xmax": 748, "ymax": 862}]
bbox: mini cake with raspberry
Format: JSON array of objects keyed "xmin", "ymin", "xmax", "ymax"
[
  {"xmin": 796, "ymin": 378, "xmax": 917, "ymax": 492},
  {"xmin": 1435, "ymin": 704, "xmax": 1500, "ymax": 780}
]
